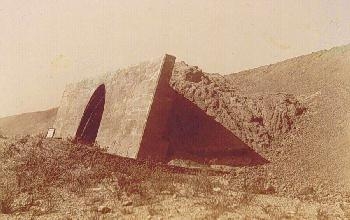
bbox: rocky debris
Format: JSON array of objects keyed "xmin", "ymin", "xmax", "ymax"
[
  {"xmin": 120, "ymin": 206, "xmax": 133, "ymax": 215},
  {"xmin": 122, "ymin": 200, "xmax": 133, "ymax": 206},
  {"xmin": 160, "ymin": 190, "xmax": 171, "ymax": 195},
  {"xmin": 171, "ymin": 61, "xmax": 306, "ymax": 152},
  {"xmin": 167, "ymin": 159, "xmax": 209, "ymax": 169},
  {"xmin": 299, "ymin": 186, "xmax": 316, "ymax": 196},
  {"xmin": 264, "ymin": 184, "xmax": 276, "ymax": 194},
  {"xmin": 91, "ymin": 187, "xmax": 102, "ymax": 192},
  {"xmin": 210, "ymin": 165, "xmax": 235, "ymax": 172},
  {"xmin": 340, "ymin": 202, "xmax": 350, "ymax": 217},
  {"xmin": 98, "ymin": 205, "xmax": 111, "ymax": 214},
  {"xmin": 213, "ymin": 187, "xmax": 221, "ymax": 192},
  {"xmin": 11, "ymin": 193, "xmax": 33, "ymax": 211}
]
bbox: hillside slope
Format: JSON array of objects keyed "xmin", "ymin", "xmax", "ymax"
[
  {"xmin": 0, "ymin": 108, "xmax": 58, "ymax": 137},
  {"xmin": 225, "ymin": 44, "xmax": 350, "ymax": 196},
  {"xmin": 170, "ymin": 44, "xmax": 350, "ymax": 200}
]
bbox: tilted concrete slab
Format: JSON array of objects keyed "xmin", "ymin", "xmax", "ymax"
[{"xmin": 53, "ymin": 54, "xmax": 176, "ymax": 159}]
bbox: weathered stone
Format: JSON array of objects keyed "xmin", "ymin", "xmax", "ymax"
[
  {"xmin": 98, "ymin": 206, "xmax": 111, "ymax": 214},
  {"xmin": 122, "ymin": 201, "xmax": 133, "ymax": 206},
  {"xmin": 213, "ymin": 187, "xmax": 221, "ymax": 192}
]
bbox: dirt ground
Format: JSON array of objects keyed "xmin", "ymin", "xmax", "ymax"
[{"xmin": 0, "ymin": 136, "xmax": 349, "ymax": 219}]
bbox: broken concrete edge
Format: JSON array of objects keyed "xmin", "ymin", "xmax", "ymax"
[
  {"xmin": 137, "ymin": 54, "xmax": 176, "ymax": 161},
  {"xmin": 62, "ymin": 57, "xmax": 163, "ymax": 90},
  {"xmin": 139, "ymin": 54, "xmax": 176, "ymax": 136},
  {"xmin": 124, "ymin": 54, "xmax": 176, "ymax": 159}
]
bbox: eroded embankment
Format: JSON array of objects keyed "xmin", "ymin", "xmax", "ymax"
[{"xmin": 170, "ymin": 62, "xmax": 306, "ymax": 154}]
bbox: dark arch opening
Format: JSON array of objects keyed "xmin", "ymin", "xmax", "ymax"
[{"xmin": 75, "ymin": 84, "xmax": 106, "ymax": 145}]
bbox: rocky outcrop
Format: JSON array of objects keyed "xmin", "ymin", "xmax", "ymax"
[{"xmin": 170, "ymin": 62, "xmax": 306, "ymax": 152}]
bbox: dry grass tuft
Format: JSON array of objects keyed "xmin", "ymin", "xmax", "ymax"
[{"xmin": 0, "ymin": 136, "xmax": 221, "ymax": 215}]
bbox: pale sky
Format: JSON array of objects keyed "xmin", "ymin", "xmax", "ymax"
[{"xmin": 1, "ymin": 0, "xmax": 350, "ymax": 117}]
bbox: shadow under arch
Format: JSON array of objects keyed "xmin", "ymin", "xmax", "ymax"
[
  {"xmin": 75, "ymin": 84, "xmax": 106, "ymax": 145},
  {"xmin": 166, "ymin": 89, "xmax": 269, "ymax": 167}
]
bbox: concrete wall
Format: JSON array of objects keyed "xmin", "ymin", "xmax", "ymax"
[
  {"xmin": 137, "ymin": 58, "xmax": 175, "ymax": 161},
  {"xmin": 54, "ymin": 54, "xmax": 176, "ymax": 159}
]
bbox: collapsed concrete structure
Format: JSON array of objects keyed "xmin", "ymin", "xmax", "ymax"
[
  {"xmin": 31, "ymin": 45, "xmax": 350, "ymax": 196},
  {"xmin": 53, "ymin": 54, "xmax": 267, "ymax": 164},
  {"xmin": 54, "ymin": 55, "xmax": 175, "ymax": 161}
]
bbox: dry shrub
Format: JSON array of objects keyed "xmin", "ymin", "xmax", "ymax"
[
  {"xmin": 0, "ymin": 187, "xmax": 14, "ymax": 214},
  {"xmin": 202, "ymin": 196, "xmax": 238, "ymax": 220},
  {"xmin": 14, "ymin": 138, "xmax": 112, "ymax": 193},
  {"xmin": 237, "ymin": 192, "xmax": 254, "ymax": 205},
  {"xmin": 1, "ymin": 136, "xmax": 112, "ymax": 214},
  {"xmin": 115, "ymin": 162, "xmax": 187, "ymax": 205},
  {"xmin": 187, "ymin": 171, "xmax": 214, "ymax": 196},
  {"xmin": 1, "ymin": 136, "xmax": 219, "ymax": 214}
]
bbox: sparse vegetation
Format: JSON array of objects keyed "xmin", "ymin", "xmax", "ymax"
[
  {"xmin": 0, "ymin": 136, "xmax": 225, "ymax": 217},
  {"xmin": 0, "ymin": 136, "xmax": 348, "ymax": 218},
  {"xmin": 0, "ymin": 186, "xmax": 15, "ymax": 214}
]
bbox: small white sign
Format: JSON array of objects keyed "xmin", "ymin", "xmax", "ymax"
[{"xmin": 46, "ymin": 128, "xmax": 55, "ymax": 138}]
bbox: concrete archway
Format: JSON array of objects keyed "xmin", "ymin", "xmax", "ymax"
[{"xmin": 75, "ymin": 84, "xmax": 106, "ymax": 144}]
